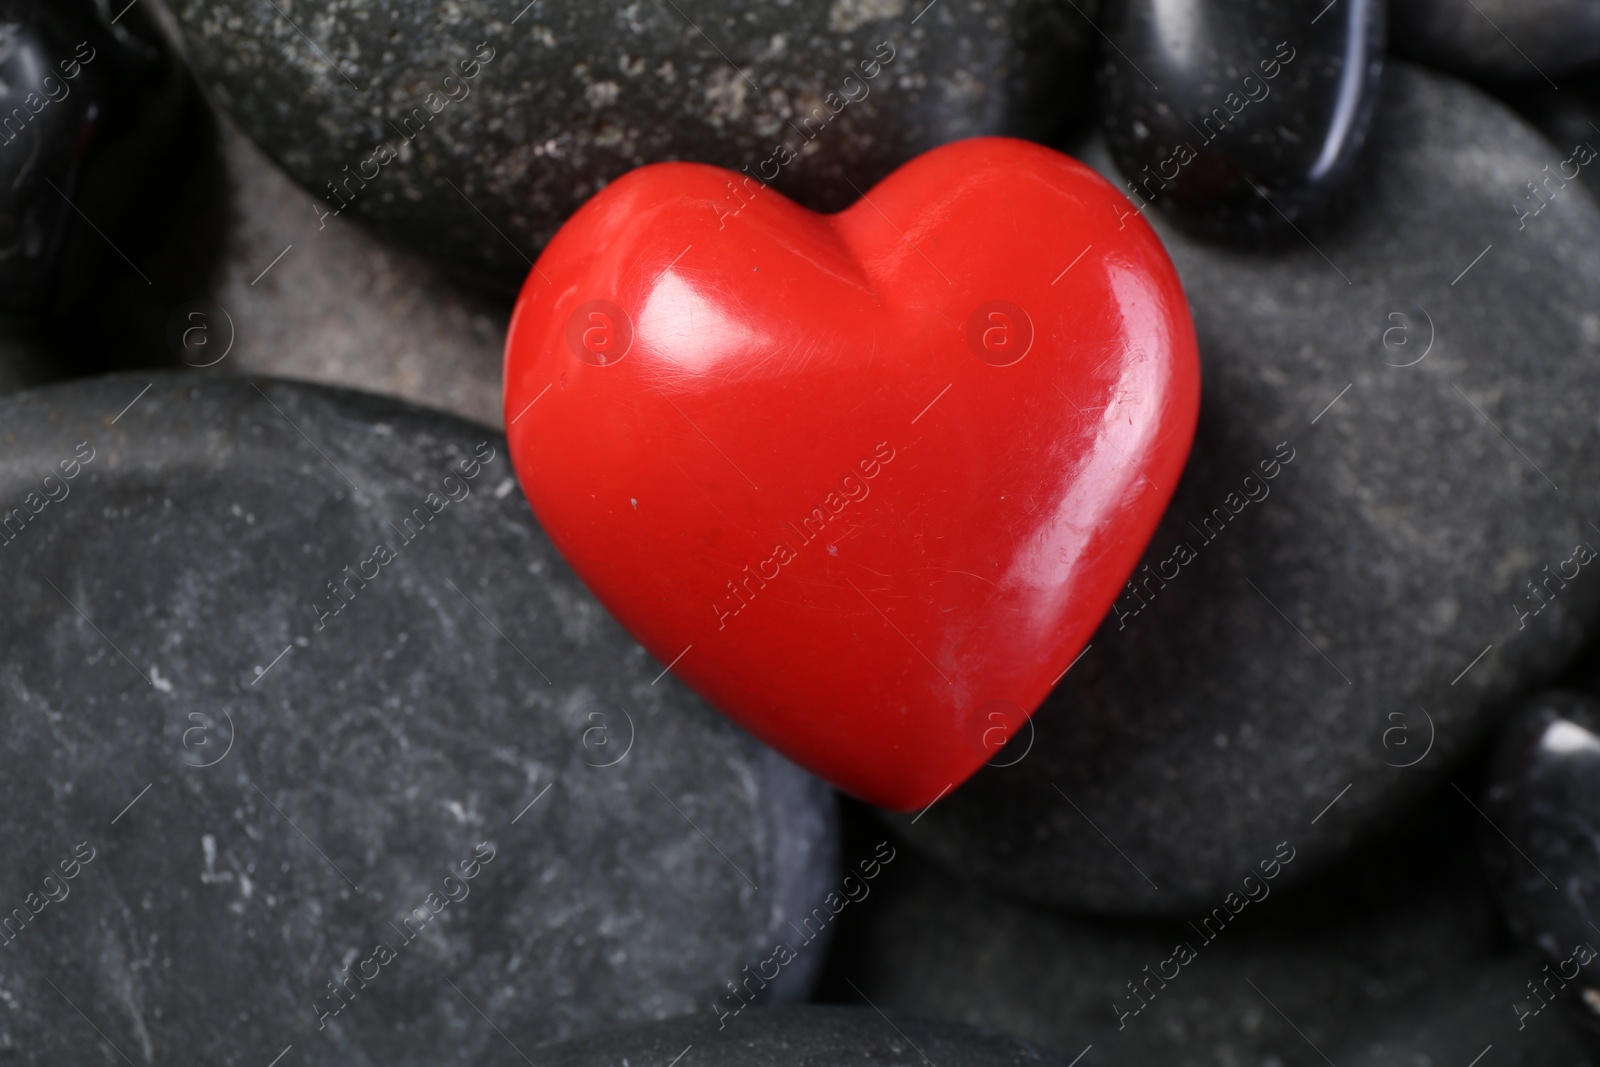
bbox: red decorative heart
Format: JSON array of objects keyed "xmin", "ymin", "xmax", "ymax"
[{"xmin": 504, "ymin": 137, "xmax": 1199, "ymax": 810}]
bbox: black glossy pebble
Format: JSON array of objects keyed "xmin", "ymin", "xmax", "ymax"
[
  {"xmin": 168, "ymin": 0, "xmax": 1098, "ymax": 296},
  {"xmin": 1483, "ymin": 690, "xmax": 1600, "ymax": 1049},
  {"xmin": 0, "ymin": 374, "xmax": 837, "ymax": 1066},
  {"xmin": 475, "ymin": 1004, "xmax": 1079, "ymax": 1067},
  {"xmin": 0, "ymin": 0, "xmax": 188, "ymax": 316},
  {"xmin": 1098, "ymin": 0, "xmax": 1384, "ymax": 241}
]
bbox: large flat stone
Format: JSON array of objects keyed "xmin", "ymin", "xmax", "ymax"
[{"xmin": 0, "ymin": 373, "xmax": 837, "ymax": 1066}]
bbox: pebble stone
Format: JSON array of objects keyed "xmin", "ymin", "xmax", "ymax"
[
  {"xmin": 1098, "ymin": 0, "xmax": 1385, "ymax": 241},
  {"xmin": 0, "ymin": 0, "xmax": 191, "ymax": 320},
  {"xmin": 0, "ymin": 374, "xmax": 837, "ymax": 1066},
  {"xmin": 167, "ymin": 0, "xmax": 1099, "ymax": 296},
  {"xmin": 475, "ymin": 1004, "xmax": 1084, "ymax": 1067},
  {"xmin": 840, "ymin": 796, "xmax": 1592, "ymax": 1066}
]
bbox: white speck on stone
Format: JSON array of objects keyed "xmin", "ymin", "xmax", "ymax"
[
  {"xmin": 585, "ymin": 80, "xmax": 620, "ymax": 107},
  {"xmin": 941, "ymin": 68, "xmax": 985, "ymax": 104},
  {"xmin": 494, "ymin": 477, "xmax": 515, "ymax": 499},
  {"xmin": 149, "ymin": 666, "xmax": 174, "ymax": 694},
  {"xmin": 703, "ymin": 67, "xmax": 749, "ymax": 124},
  {"xmin": 441, "ymin": 798, "xmax": 478, "ymax": 824},
  {"xmin": 827, "ymin": 0, "xmax": 905, "ymax": 32},
  {"xmin": 200, "ymin": 834, "xmax": 233, "ymax": 885}
]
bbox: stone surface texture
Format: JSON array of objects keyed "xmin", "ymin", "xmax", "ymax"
[
  {"xmin": 0, "ymin": 373, "xmax": 837, "ymax": 1066},
  {"xmin": 477, "ymin": 1005, "xmax": 1078, "ymax": 1067},
  {"xmin": 167, "ymin": 0, "xmax": 1097, "ymax": 295},
  {"xmin": 845, "ymin": 797, "xmax": 1593, "ymax": 1065}
]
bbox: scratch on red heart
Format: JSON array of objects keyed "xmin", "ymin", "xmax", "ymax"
[{"xmin": 712, "ymin": 441, "xmax": 897, "ymax": 631}]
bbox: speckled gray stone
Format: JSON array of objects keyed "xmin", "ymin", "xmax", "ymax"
[
  {"xmin": 166, "ymin": 0, "xmax": 1096, "ymax": 296},
  {"xmin": 0, "ymin": 374, "xmax": 836, "ymax": 1066},
  {"xmin": 843, "ymin": 798, "xmax": 1594, "ymax": 1066},
  {"xmin": 1392, "ymin": 0, "xmax": 1600, "ymax": 84},
  {"xmin": 889, "ymin": 63, "xmax": 1600, "ymax": 914},
  {"xmin": 476, "ymin": 1005, "xmax": 1080, "ymax": 1067}
]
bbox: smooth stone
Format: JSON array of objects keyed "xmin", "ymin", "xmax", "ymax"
[
  {"xmin": 889, "ymin": 63, "xmax": 1600, "ymax": 913},
  {"xmin": 476, "ymin": 1005, "xmax": 1078, "ymax": 1067},
  {"xmin": 1098, "ymin": 0, "xmax": 1385, "ymax": 241},
  {"xmin": 838, "ymin": 795, "xmax": 1593, "ymax": 1065},
  {"xmin": 0, "ymin": 374, "xmax": 836, "ymax": 1066},
  {"xmin": 1392, "ymin": 0, "xmax": 1600, "ymax": 84},
  {"xmin": 1482, "ymin": 690, "xmax": 1600, "ymax": 1050},
  {"xmin": 167, "ymin": 0, "xmax": 1099, "ymax": 297},
  {"xmin": 0, "ymin": 0, "xmax": 191, "ymax": 318}
]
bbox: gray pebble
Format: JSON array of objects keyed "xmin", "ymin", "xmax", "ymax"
[
  {"xmin": 0, "ymin": 373, "xmax": 837, "ymax": 1066},
  {"xmin": 166, "ymin": 0, "xmax": 1097, "ymax": 295}
]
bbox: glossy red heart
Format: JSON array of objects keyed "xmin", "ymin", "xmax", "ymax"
[{"xmin": 504, "ymin": 137, "xmax": 1199, "ymax": 811}]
